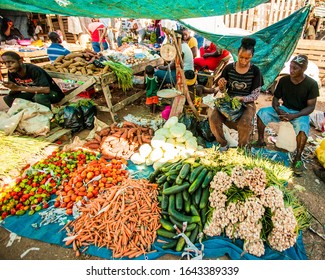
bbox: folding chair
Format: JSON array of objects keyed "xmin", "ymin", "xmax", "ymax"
[{"xmin": 195, "ymin": 55, "xmax": 231, "ymax": 88}]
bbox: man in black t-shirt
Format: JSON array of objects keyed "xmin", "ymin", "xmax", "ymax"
[
  {"xmin": 1, "ymin": 51, "xmax": 64, "ymax": 109},
  {"xmin": 256, "ymin": 55, "xmax": 319, "ymax": 175}
]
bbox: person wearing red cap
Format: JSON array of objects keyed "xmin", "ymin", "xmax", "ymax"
[{"xmin": 255, "ymin": 54, "xmax": 319, "ymax": 175}]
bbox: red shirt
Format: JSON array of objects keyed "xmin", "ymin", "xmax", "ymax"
[{"xmin": 88, "ymin": 22, "xmax": 106, "ymax": 43}]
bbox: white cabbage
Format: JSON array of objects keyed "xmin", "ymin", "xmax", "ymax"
[
  {"xmin": 151, "ymin": 135, "xmax": 166, "ymax": 149},
  {"xmin": 153, "ymin": 161, "xmax": 164, "ymax": 170},
  {"xmin": 139, "ymin": 143, "xmax": 152, "ymax": 158},
  {"xmin": 163, "ymin": 116, "xmax": 178, "ymax": 129},
  {"xmin": 149, "ymin": 147, "xmax": 164, "ymax": 162},
  {"xmin": 185, "ymin": 137, "xmax": 198, "ymax": 150},
  {"xmin": 176, "ymin": 136, "xmax": 186, "ymax": 143},
  {"xmin": 145, "ymin": 158, "xmax": 154, "ymax": 166},
  {"xmin": 130, "ymin": 152, "xmax": 146, "ymax": 164},
  {"xmin": 184, "ymin": 130, "xmax": 193, "ymax": 140},
  {"xmin": 170, "ymin": 123, "xmax": 186, "ymax": 138},
  {"xmin": 154, "ymin": 127, "xmax": 170, "ymax": 138}
]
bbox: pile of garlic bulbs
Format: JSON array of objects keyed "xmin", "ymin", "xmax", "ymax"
[{"xmin": 204, "ymin": 166, "xmax": 298, "ymax": 257}]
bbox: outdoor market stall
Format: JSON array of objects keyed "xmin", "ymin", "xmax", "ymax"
[
  {"xmin": 44, "ymin": 53, "xmax": 164, "ymax": 121},
  {"xmin": 0, "ymin": 0, "xmax": 322, "ymax": 264},
  {"xmin": 0, "ymin": 42, "xmax": 84, "ymax": 65}
]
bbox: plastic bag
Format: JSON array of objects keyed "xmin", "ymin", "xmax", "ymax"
[
  {"xmin": 197, "ymin": 119, "xmax": 216, "ymax": 142},
  {"xmin": 197, "ymin": 66, "xmax": 210, "ymax": 86},
  {"xmin": 61, "ymin": 105, "xmax": 84, "ymax": 133},
  {"xmin": 216, "ymin": 101, "xmax": 245, "ymax": 122},
  {"xmin": 80, "ymin": 103, "xmax": 97, "ymax": 130},
  {"xmin": 0, "ymin": 98, "xmax": 52, "ymax": 136},
  {"xmin": 178, "ymin": 113, "xmax": 198, "ymax": 135},
  {"xmin": 310, "ymin": 110, "xmax": 325, "ymax": 131},
  {"xmin": 276, "ymin": 121, "xmax": 297, "ymax": 152}
]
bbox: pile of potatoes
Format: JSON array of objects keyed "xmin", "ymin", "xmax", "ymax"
[{"xmin": 43, "ymin": 50, "xmax": 111, "ymax": 75}]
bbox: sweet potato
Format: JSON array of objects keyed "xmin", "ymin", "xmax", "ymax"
[
  {"xmin": 54, "ymin": 55, "xmax": 65, "ymax": 64},
  {"xmin": 65, "ymin": 52, "xmax": 83, "ymax": 60},
  {"xmin": 59, "ymin": 59, "xmax": 74, "ymax": 68},
  {"xmin": 86, "ymin": 143, "xmax": 100, "ymax": 150},
  {"xmin": 99, "ymin": 128, "xmax": 110, "ymax": 137},
  {"xmin": 94, "ymin": 133, "xmax": 102, "ymax": 143}
]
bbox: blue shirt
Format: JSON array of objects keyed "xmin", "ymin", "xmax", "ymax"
[{"xmin": 47, "ymin": 43, "xmax": 70, "ymax": 63}]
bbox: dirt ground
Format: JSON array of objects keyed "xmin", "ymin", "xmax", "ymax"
[{"xmin": 0, "ymin": 88, "xmax": 324, "ymax": 260}]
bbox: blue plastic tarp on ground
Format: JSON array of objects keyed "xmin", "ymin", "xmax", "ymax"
[
  {"xmin": 0, "ymin": 212, "xmax": 307, "ymax": 260},
  {"xmin": 0, "ymin": 151, "xmax": 307, "ymax": 260}
]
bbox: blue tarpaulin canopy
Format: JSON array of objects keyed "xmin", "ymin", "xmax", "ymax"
[
  {"xmin": 180, "ymin": 5, "xmax": 311, "ymax": 90},
  {"xmin": 0, "ymin": 1, "xmax": 311, "ymax": 90},
  {"xmin": 0, "ymin": 0, "xmax": 269, "ymax": 19}
]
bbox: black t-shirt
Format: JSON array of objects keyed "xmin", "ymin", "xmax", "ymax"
[
  {"xmin": 8, "ymin": 63, "xmax": 64, "ymax": 98},
  {"xmin": 1, "ymin": 27, "xmax": 23, "ymax": 40},
  {"xmin": 220, "ymin": 63, "xmax": 263, "ymax": 97},
  {"xmin": 274, "ymin": 75, "xmax": 319, "ymax": 111}
]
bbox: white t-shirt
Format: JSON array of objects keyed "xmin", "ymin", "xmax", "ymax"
[{"xmin": 181, "ymin": 42, "xmax": 194, "ymax": 71}]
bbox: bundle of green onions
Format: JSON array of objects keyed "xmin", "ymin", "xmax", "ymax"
[{"xmin": 102, "ymin": 60, "xmax": 133, "ymax": 91}]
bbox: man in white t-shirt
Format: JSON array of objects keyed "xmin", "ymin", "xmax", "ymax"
[{"xmin": 155, "ymin": 30, "xmax": 196, "ymax": 86}]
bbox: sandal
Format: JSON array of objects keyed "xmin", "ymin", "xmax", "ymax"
[{"xmin": 251, "ymin": 141, "xmax": 267, "ymax": 148}]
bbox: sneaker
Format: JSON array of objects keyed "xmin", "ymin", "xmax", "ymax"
[
  {"xmin": 292, "ymin": 160, "xmax": 305, "ymax": 175},
  {"xmin": 219, "ymin": 144, "xmax": 229, "ymax": 152}
]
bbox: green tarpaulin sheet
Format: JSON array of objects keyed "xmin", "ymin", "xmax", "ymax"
[
  {"xmin": 0, "ymin": 0, "xmax": 268, "ymax": 19},
  {"xmin": 180, "ymin": 5, "xmax": 311, "ymax": 90}
]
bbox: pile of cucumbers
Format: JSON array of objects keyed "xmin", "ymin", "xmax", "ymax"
[{"xmin": 149, "ymin": 159, "xmax": 215, "ymax": 252}]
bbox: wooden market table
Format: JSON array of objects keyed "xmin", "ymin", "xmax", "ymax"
[
  {"xmin": 0, "ymin": 44, "xmax": 84, "ymax": 75},
  {"xmin": 46, "ymin": 57, "xmax": 164, "ymax": 121},
  {"xmin": 17, "ymin": 44, "xmax": 84, "ymax": 64}
]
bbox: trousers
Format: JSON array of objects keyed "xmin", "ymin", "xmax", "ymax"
[
  {"xmin": 209, "ymin": 102, "xmax": 256, "ymax": 147},
  {"xmin": 4, "ymin": 90, "xmax": 64, "ymax": 109}
]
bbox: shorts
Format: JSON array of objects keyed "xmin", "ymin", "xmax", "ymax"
[
  {"xmin": 257, "ymin": 105, "xmax": 310, "ymax": 136},
  {"xmin": 146, "ymin": 96, "xmax": 159, "ymax": 105}
]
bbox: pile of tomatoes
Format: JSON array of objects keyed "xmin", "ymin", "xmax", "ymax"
[
  {"xmin": 0, "ymin": 149, "xmax": 97, "ymax": 220},
  {"xmin": 54, "ymin": 157, "xmax": 129, "ymax": 215}
]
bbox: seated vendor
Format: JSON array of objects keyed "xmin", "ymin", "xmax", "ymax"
[
  {"xmin": 255, "ymin": 55, "xmax": 319, "ymax": 175},
  {"xmin": 1, "ymin": 18, "xmax": 24, "ymax": 43},
  {"xmin": 155, "ymin": 30, "xmax": 195, "ymax": 87},
  {"xmin": 194, "ymin": 41, "xmax": 231, "ymax": 71},
  {"xmin": 47, "ymin": 31, "xmax": 71, "ymax": 63},
  {"xmin": 208, "ymin": 37, "xmax": 263, "ymax": 151},
  {"xmin": 1, "ymin": 51, "xmax": 64, "ymax": 110}
]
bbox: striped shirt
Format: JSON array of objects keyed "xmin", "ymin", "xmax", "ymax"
[
  {"xmin": 47, "ymin": 43, "xmax": 71, "ymax": 63},
  {"xmin": 221, "ymin": 62, "xmax": 263, "ymax": 103}
]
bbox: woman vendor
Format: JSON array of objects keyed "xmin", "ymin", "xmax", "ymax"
[
  {"xmin": 1, "ymin": 18, "xmax": 24, "ymax": 43},
  {"xmin": 208, "ymin": 37, "xmax": 263, "ymax": 151}
]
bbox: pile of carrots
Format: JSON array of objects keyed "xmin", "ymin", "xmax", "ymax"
[
  {"xmin": 64, "ymin": 178, "xmax": 161, "ymax": 258},
  {"xmin": 83, "ymin": 121, "xmax": 154, "ymax": 160},
  {"xmin": 54, "ymin": 158, "xmax": 128, "ymax": 215}
]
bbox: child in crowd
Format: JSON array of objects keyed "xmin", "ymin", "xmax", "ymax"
[{"xmin": 144, "ymin": 65, "xmax": 159, "ymax": 114}]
